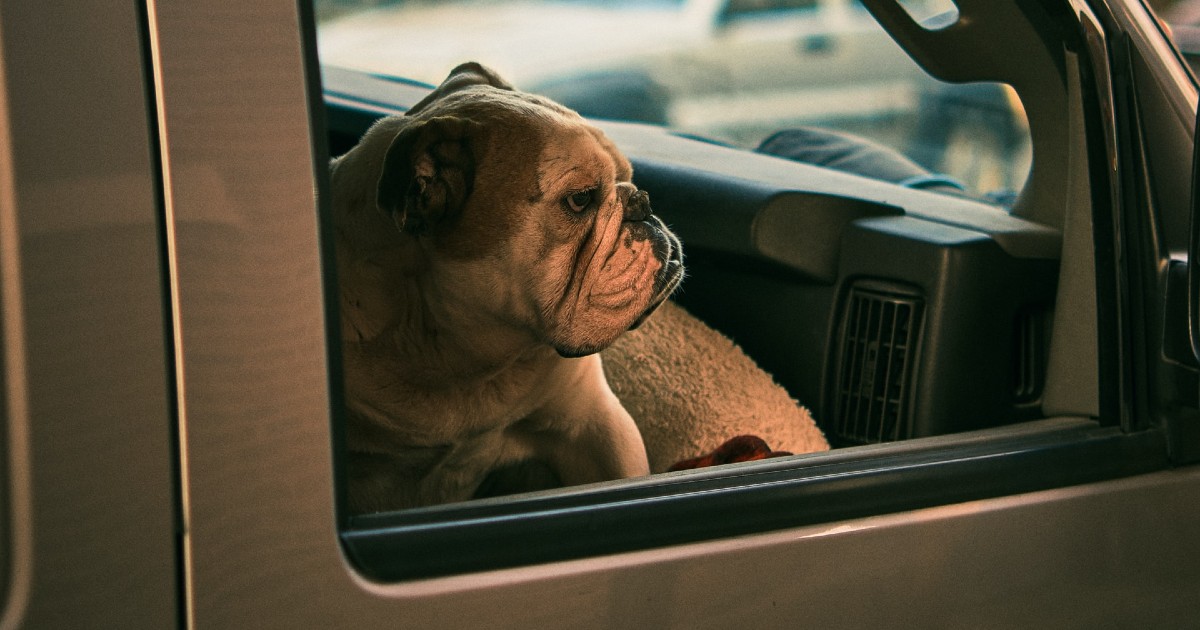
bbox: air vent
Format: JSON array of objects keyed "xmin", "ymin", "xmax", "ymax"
[{"xmin": 831, "ymin": 283, "xmax": 924, "ymax": 445}]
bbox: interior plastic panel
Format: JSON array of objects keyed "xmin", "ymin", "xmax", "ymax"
[
  {"xmin": 623, "ymin": 148, "xmax": 1060, "ymax": 444},
  {"xmin": 861, "ymin": 0, "xmax": 1073, "ymax": 229}
]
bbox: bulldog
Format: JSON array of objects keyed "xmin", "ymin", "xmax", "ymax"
[{"xmin": 331, "ymin": 63, "xmax": 684, "ymax": 513}]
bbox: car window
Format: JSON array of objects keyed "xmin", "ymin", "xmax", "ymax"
[
  {"xmin": 315, "ymin": 0, "xmax": 1030, "ymax": 204},
  {"xmin": 313, "ymin": 0, "xmax": 1053, "ymax": 508},
  {"xmin": 307, "ymin": 0, "xmax": 1145, "ymax": 582}
]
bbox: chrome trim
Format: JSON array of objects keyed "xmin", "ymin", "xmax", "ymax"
[{"xmin": 142, "ymin": 1, "xmax": 195, "ymax": 626}]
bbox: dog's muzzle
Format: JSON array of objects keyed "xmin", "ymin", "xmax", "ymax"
[
  {"xmin": 626, "ymin": 201, "xmax": 684, "ymax": 329},
  {"xmin": 646, "ymin": 215, "xmax": 684, "ymax": 300}
]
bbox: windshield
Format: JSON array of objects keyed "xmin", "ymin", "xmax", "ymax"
[{"xmin": 315, "ymin": 0, "xmax": 1030, "ymax": 201}]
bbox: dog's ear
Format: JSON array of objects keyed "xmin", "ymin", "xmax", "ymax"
[
  {"xmin": 406, "ymin": 62, "xmax": 514, "ymax": 117},
  {"xmin": 377, "ymin": 116, "xmax": 480, "ymax": 235}
]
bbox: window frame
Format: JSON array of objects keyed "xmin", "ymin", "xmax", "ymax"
[
  {"xmin": 314, "ymin": 0, "xmax": 1190, "ymax": 582},
  {"xmin": 320, "ymin": 61, "xmax": 1170, "ymax": 580},
  {"xmin": 342, "ymin": 416, "xmax": 1167, "ymax": 580}
]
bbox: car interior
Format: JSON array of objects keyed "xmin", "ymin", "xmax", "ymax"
[
  {"xmin": 324, "ymin": 0, "xmax": 1071, "ymax": 446},
  {"xmin": 314, "ymin": 0, "xmax": 1196, "ymax": 580}
]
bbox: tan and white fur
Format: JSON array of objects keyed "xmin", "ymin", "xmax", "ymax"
[{"xmin": 331, "ymin": 63, "xmax": 683, "ymax": 513}]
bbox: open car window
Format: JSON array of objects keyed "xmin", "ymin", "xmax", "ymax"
[{"xmin": 306, "ymin": 0, "xmax": 1191, "ymax": 582}]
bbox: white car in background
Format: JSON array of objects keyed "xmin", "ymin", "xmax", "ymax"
[{"xmin": 318, "ymin": 0, "xmax": 1027, "ymax": 193}]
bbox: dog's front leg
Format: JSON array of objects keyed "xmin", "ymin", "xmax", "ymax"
[{"xmin": 531, "ymin": 354, "xmax": 650, "ymax": 486}]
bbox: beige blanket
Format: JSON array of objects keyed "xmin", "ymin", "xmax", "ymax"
[{"xmin": 602, "ymin": 301, "xmax": 830, "ymax": 473}]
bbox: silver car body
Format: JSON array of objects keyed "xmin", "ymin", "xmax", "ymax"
[{"xmin": 1, "ymin": 0, "xmax": 1198, "ymax": 627}]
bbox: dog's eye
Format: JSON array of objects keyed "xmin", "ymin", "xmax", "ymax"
[{"xmin": 564, "ymin": 189, "xmax": 594, "ymax": 213}]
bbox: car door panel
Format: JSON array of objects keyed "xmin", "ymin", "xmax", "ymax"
[
  {"xmin": 5, "ymin": 0, "xmax": 1200, "ymax": 627},
  {"xmin": 0, "ymin": 1, "xmax": 178, "ymax": 627}
]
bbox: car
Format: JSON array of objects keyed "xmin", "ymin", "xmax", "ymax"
[
  {"xmin": 318, "ymin": 0, "xmax": 1030, "ymax": 195},
  {"xmin": 3, "ymin": 0, "xmax": 1200, "ymax": 627}
]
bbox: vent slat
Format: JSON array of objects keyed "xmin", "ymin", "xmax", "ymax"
[
  {"xmin": 878, "ymin": 302, "xmax": 898, "ymax": 442},
  {"xmin": 849, "ymin": 294, "xmax": 868, "ymax": 438}
]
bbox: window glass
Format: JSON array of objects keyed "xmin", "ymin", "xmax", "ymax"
[{"xmin": 315, "ymin": 0, "xmax": 1030, "ymax": 201}]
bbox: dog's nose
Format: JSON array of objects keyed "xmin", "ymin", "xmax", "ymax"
[{"xmin": 617, "ymin": 183, "xmax": 651, "ymax": 221}]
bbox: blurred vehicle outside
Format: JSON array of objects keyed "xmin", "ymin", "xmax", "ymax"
[{"xmin": 316, "ymin": 0, "xmax": 1032, "ymax": 200}]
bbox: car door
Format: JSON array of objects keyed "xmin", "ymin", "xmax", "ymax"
[
  {"xmin": 0, "ymin": 1, "xmax": 179, "ymax": 627},
  {"xmin": 4, "ymin": 0, "xmax": 1200, "ymax": 627}
]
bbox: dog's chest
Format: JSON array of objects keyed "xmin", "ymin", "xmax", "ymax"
[{"xmin": 342, "ymin": 344, "xmax": 562, "ymax": 447}]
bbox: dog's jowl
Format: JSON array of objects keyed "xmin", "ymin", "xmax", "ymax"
[{"xmin": 330, "ymin": 62, "xmax": 683, "ymax": 513}]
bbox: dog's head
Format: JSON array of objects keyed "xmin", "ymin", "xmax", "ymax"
[{"xmin": 371, "ymin": 62, "xmax": 684, "ymax": 357}]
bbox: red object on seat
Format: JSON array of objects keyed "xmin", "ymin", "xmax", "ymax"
[{"xmin": 667, "ymin": 435, "xmax": 792, "ymax": 471}]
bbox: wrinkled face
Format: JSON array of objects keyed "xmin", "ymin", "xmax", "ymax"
[
  {"xmin": 437, "ymin": 114, "xmax": 682, "ymax": 357},
  {"xmin": 515, "ymin": 122, "xmax": 684, "ymax": 356},
  {"xmin": 374, "ymin": 78, "xmax": 683, "ymax": 357}
]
